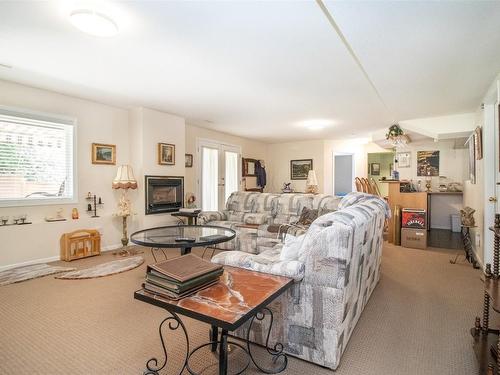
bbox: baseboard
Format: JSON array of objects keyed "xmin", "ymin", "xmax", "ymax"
[{"xmin": 0, "ymin": 243, "xmax": 123, "ymax": 272}]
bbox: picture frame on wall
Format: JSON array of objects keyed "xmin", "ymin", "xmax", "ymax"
[
  {"xmin": 417, "ymin": 150, "xmax": 440, "ymax": 176},
  {"xmin": 370, "ymin": 163, "xmax": 380, "ymax": 175},
  {"xmin": 474, "ymin": 126, "xmax": 483, "ymax": 160},
  {"xmin": 158, "ymin": 143, "xmax": 175, "ymax": 165},
  {"xmin": 185, "ymin": 153, "xmax": 193, "ymax": 168},
  {"xmin": 467, "ymin": 134, "xmax": 476, "ymax": 184},
  {"xmin": 290, "ymin": 159, "xmax": 313, "ymax": 180},
  {"xmin": 396, "ymin": 151, "xmax": 411, "ymax": 168},
  {"xmin": 92, "ymin": 143, "xmax": 116, "ymax": 165}
]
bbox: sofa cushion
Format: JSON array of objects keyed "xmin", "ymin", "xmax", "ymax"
[
  {"xmin": 226, "ymin": 191, "xmax": 259, "ymax": 213},
  {"xmin": 296, "ymin": 207, "xmax": 319, "ymax": 226},
  {"xmin": 243, "ymin": 212, "xmax": 272, "ymax": 225},
  {"xmin": 280, "ymin": 234, "xmax": 305, "ymax": 261},
  {"xmin": 272, "ymin": 194, "xmax": 313, "ymax": 225},
  {"xmin": 212, "ymin": 249, "xmax": 305, "ymax": 281},
  {"xmin": 251, "ymin": 193, "xmax": 280, "ymax": 214}
]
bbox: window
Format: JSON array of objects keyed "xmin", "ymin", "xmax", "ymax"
[{"xmin": 0, "ymin": 107, "xmax": 76, "ymax": 207}]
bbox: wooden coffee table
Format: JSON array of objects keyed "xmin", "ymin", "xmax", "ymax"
[{"xmin": 134, "ymin": 266, "xmax": 293, "ymax": 375}]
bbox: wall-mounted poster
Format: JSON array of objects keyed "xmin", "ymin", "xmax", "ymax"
[
  {"xmin": 290, "ymin": 159, "xmax": 313, "ymax": 180},
  {"xmin": 370, "ymin": 163, "xmax": 380, "ymax": 175},
  {"xmin": 396, "ymin": 152, "xmax": 411, "ymax": 168},
  {"xmin": 417, "ymin": 151, "xmax": 440, "ymax": 176}
]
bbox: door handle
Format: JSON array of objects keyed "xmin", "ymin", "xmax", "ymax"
[{"xmin": 489, "ymin": 196, "xmax": 497, "ymax": 202}]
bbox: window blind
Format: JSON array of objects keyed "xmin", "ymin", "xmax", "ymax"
[{"xmin": 0, "ymin": 109, "xmax": 75, "ymax": 206}]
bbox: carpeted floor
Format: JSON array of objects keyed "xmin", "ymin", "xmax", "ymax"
[{"xmin": 0, "ymin": 243, "xmax": 484, "ymax": 374}]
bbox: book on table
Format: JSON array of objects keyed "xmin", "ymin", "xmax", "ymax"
[{"xmin": 144, "ymin": 253, "xmax": 223, "ymax": 300}]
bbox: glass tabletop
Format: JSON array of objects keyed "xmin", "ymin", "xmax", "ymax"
[{"xmin": 130, "ymin": 224, "xmax": 236, "ymax": 248}]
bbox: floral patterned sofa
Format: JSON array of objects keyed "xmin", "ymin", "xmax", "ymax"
[
  {"xmin": 198, "ymin": 191, "xmax": 342, "ymax": 254},
  {"xmin": 210, "ymin": 192, "xmax": 390, "ymax": 370}
]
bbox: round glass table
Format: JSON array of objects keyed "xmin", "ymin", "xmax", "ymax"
[{"xmin": 130, "ymin": 224, "xmax": 236, "ymax": 261}]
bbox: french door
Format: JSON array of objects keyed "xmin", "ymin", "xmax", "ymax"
[{"xmin": 197, "ymin": 139, "xmax": 241, "ymax": 211}]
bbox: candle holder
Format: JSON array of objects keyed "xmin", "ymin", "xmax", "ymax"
[{"xmin": 86, "ymin": 193, "xmax": 103, "ymax": 218}]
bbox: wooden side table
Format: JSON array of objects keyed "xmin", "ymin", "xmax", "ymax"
[{"xmin": 171, "ymin": 211, "xmax": 200, "ymax": 225}]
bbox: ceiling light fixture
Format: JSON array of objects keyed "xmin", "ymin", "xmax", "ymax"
[
  {"xmin": 299, "ymin": 119, "xmax": 333, "ymax": 131},
  {"xmin": 70, "ymin": 9, "xmax": 119, "ymax": 37},
  {"xmin": 386, "ymin": 124, "xmax": 410, "ymax": 148}
]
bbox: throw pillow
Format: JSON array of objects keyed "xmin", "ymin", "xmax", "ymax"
[
  {"xmin": 279, "ymin": 234, "xmax": 305, "ymax": 261},
  {"xmin": 296, "ymin": 207, "xmax": 319, "ymax": 226}
]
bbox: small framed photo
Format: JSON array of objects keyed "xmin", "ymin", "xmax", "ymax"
[
  {"xmin": 185, "ymin": 153, "xmax": 193, "ymax": 168},
  {"xmin": 290, "ymin": 159, "xmax": 313, "ymax": 180},
  {"xmin": 158, "ymin": 143, "xmax": 175, "ymax": 165},
  {"xmin": 92, "ymin": 143, "xmax": 116, "ymax": 165},
  {"xmin": 370, "ymin": 163, "xmax": 380, "ymax": 175}
]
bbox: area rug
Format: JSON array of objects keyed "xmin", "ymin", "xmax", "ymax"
[
  {"xmin": 56, "ymin": 256, "xmax": 144, "ymax": 279},
  {"xmin": 0, "ymin": 264, "xmax": 76, "ymax": 286}
]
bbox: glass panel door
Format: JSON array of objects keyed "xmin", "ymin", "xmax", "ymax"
[
  {"xmin": 201, "ymin": 146, "xmax": 219, "ymax": 211},
  {"xmin": 198, "ymin": 140, "xmax": 241, "ymax": 212},
  {"xmin": 224, "ymin": 150, "xmax": 239, "ymax": 203}
]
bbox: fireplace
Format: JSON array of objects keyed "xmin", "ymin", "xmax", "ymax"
[{"xmin": 145, "ymin": 176, "xmax": 184, "ymax": 215}]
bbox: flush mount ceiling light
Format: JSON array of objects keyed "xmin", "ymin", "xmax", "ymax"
[
  {"xmin": 70, "ymin": 9, "xmax": 118, "ymax": 37},
  {"xmin": 298, "ymin": 119, "xmax": 334, "ymax": 131}
]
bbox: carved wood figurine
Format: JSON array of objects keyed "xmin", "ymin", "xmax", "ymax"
[{"xmin": 460, "ymin": 206, "xmax": 476, "ymax": 227}]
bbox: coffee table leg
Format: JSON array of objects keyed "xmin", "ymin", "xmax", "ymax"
[
  {"xmin": 246, "ymin": 307, "xmax": 288, "ymax": 374},
  {"xmin": 219, "ymin": 329, "xmax": 229, "ymax": 375},
  {"xmin": 210, "ymin": 325, "xmax": 219, "ymax": 352},
  {"xmin": 144, "ymin": 311, "xmax": 189, "ymax": 375}
]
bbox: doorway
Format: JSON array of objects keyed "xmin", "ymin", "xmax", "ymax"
[
  {"xmin": 333, "ymin": 153, "xmax": 355, "ymax": 196},
  {"xmin": 197, "ymin": 139, "xmax": 241, "ymax": 211}
]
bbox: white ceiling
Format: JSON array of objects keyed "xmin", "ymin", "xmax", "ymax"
[{"xmin": 0, "ymin": 1, "xmax": 499, "ymax": 143}]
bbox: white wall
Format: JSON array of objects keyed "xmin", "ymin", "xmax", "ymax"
[
  {"xmin": 129, "ymin": 107, "xmax": 186, "ymax": 232},
  {"xmin": 0, "ymin": 80, "xmax": 130, "ymax": 268},
  {"xmin": 184, "ymin": 124, "xmax": 268, "ymax": 197},
  {"xmin": 266, "ymin": 140, "xmax": 324, "ymax": 193}
]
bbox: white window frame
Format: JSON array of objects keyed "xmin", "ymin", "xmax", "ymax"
[{"xmin": 0, "ymin": 105, "xmax": 78, "ymax": 207}]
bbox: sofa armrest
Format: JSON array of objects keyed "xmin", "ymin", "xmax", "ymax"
[
  {"xmin": 212, "ymin": 249, "xmax": 305, "ymax": 282},
  {"xmin": 198, "ymin": 211, "xmax": 227, "ymax": 224}
]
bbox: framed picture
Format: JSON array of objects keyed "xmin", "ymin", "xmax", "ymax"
[
  {"xmin": 370, "ymin": 163, "xmax": 380, "ymax": 175},
  {"xmin": 396, "ymin": 152, "xmax": 411, "ymax": 168},
  {"xmin": 185, "ymin": 153, "xmax": 193, "ymax": 168},
  {"xmin": 290, "ymin": 159, "xmax": 313, "ymax": 180},
  {"xmin": 475, "ymin": 126, "xmax": 483, "ymax": 160},
  {"xmin": 468, "ymin": 135, "xmax": 476, "ymax": 184},
  {"xmin": 417, "ymin": 151, "xmax": 440, "ymax": 176},
  {"xmin": 158, "ymin": 143, "xmax": 175, "ymax": 165},
  {"xmin": 92, "ymin": 143, "xmax": 116, "ymax": 165}
]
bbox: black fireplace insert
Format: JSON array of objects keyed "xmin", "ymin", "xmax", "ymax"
[{"xmin": 145, "ymin": 175, "xmax": 184, "ymax": 215}]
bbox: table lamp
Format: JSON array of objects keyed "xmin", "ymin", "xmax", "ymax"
[
  {"xmin": 112, "ymin": 165, "xmax": 138, "ymax": 255},
  {"xmin": 306, "ymin": 170, "xmax": 319, "ymax": 194}
]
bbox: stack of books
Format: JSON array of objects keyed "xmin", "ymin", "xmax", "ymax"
[{"xmin": 143, "ymin": 254, "xmax": 223, "ymax": 300}]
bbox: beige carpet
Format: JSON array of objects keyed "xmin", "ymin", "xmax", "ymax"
[{"xmin": 0, "ymin": 244, "xmax": 484, "ymax": 374}]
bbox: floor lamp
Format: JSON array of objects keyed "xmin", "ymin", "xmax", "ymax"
[{"xmin": 112, "ymin": 165, "xmax": 138, "ymax": 256}]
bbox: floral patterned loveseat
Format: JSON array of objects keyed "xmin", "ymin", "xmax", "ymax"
[{"xmin": 210, "ymin": 192, "xmax": 390, "ymax": 370}]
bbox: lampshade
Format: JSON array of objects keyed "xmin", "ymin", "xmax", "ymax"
[
  {"xmin": 306, "ymin": 170, "xmax": 318, "ymax": 186},
  {"xmin": 112, "ymin": 165, "xmax": 138, "ymax": 189}
]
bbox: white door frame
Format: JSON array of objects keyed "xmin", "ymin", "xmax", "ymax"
[
  {"xmin": 481, "ymin": 76, "xmax": 499, "ymax": 267},
  {"xmin": 196, "ymin": 137, "xmax": 242, "ymax": 211},
  {"xmin": 332, "ymin": 151, "xmax": 356, "ymax": 195}
]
